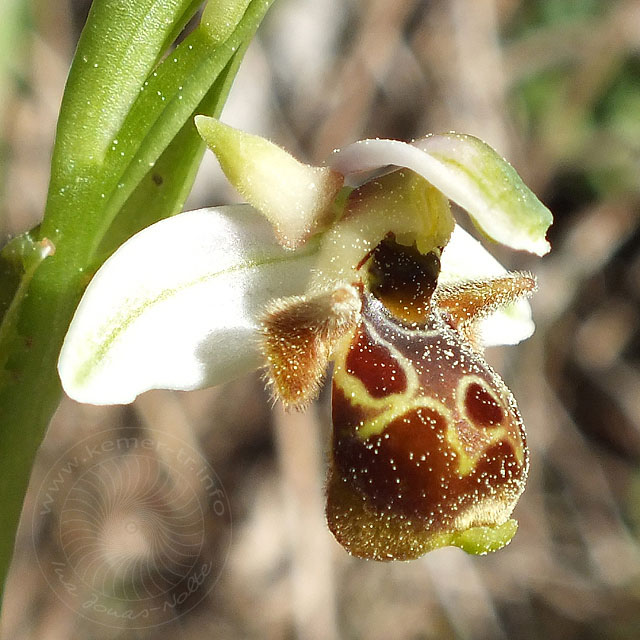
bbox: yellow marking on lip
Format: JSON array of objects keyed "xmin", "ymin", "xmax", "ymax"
[
  {"xmin": 332, "ymin": 302, "xmax": 525, "ymax": 475},
  {"xmin": 446, "ymin": 421, "xmax": 509, "ymax": 477},
  {"xmin": 331, "ymin": 314, "xmax": 422, "ymax": 434},
  {"xmin": 355, "ymin": 395, "xmax": 452, "ymax": 441}
]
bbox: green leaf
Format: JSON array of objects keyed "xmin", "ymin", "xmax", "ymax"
[
  {"xmin": 41, "ymin": 0, "xmax": 276, "ymax": 263},
  {"xmin": 96, "ymin": 45, "xmax": 247, "ymax": 261},
  {"xmin": 202, "ymin": 0, "xmax": 252, "ymax": 44},
  {"xmin": 0, "ymin": 0, "xmax": 31, "ymax": 218},
  {"xmin": 50, "ymin": 0, "xmax": 201, "ymax": 170},
  {"xmin": 0, "ymin": 0, "xmax": 275, "ymax": 597}
]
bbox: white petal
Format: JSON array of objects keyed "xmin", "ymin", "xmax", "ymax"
[
  {"xmin": 196, "ymin": 117, "xmax": 343, "ymax": 249},
  {"xmin": 330, "ymin": 135, "xmax": 552, "ymax": 256},
  {"xmin": 439, "ymin": 225, "xmax": 535, "ymax": 346},
  {"xmin": 58, "ymin": 205, "xmax": 319, "ymax": 405}
]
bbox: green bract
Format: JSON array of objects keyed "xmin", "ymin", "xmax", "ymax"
[{"xmin": 0, "ymin": 0, "xmax": 276, "ymax": 595}]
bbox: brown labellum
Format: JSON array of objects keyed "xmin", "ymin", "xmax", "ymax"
[
  {"xmin": 260, "ymin": 235, "xmax": 535, "ymax": 559},
  {"xmin": 326, "ymin": 239, "xmax": 534, "ymax": 560}
]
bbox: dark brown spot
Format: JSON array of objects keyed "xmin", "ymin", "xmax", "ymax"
[
  {"xmin": 367, "ymin": 236, "xmax": 440, "ymax": 324},
  {"xmin": 345, "ymin": 327, "xmax": 407, "ymax": 398},
  {"xmin": 333, "ymin": 407, "xmax": 452, "ymax": 522},
  {"xmin": 465, "ymin": 381, "xmax": 504, "ymax": 426},
  {"xmin": 332, "ymin": 402, "xmax": 527, "ymax": 528},
  {"xmin": 152, "ymin": 173, "xmax": 163, "ymax": 186}
]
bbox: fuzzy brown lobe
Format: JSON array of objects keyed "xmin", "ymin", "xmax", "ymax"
[
  {"xmin": 435, "ymin": 273, "xmax": 536, "ymax": 348},
  {"xmin": 261, "ymin": 285, "xmax": 361, "ymax": 410}
]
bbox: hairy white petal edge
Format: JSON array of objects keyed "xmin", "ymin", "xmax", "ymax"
[
  {"xmin": 58, "ymin": 205, "xmax": 319, "ymax": 405},
  {"xmin": 330, "ymin": 135, "xmax": 552, "ymax": 256},
  {"xmin": 440, "ymin": 225, "xmax": 534, "ymax": 346}
]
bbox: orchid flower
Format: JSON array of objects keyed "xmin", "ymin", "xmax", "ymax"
[{"xmin": 58, "ymin": 117, "xmax": 552, "ymax": 561}]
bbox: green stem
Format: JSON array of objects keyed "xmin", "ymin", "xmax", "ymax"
[{"xmin": 0, "ymin": 0, "xmax": 274, "ymax": 599}]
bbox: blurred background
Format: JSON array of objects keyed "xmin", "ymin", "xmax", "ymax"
[{"xmin": 2, "ymin": 0, "xmax": 640, "ymax": 638}]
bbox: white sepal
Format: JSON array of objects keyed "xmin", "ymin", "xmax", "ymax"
[
  {"xmin": 58, "ymin": 205, "xmax": 319, "ymax": 405},
  {"xmin": 330, "ymin": 134, "xmax": 552, "ymax": 256}
]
